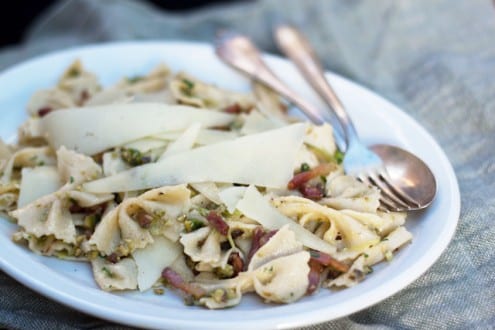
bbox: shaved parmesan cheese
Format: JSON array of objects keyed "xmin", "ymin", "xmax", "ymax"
[
  {"xmin": 18, "ymin": 166, "xmax": 61, "ymax": 207},
  {"xmin": 132, "ymin": 236, "xmax": 182, "ymax": 291},
  {"xmin": 159, "ymin": 123, "xmax": 201, "ymax": 160},
  {"xmin": 83, "ymin": 124, "xmax": 306, "ymax": 193},
  {"xmin": 123, "ymin": 138, "xmax": 168, "ymax": 153},
  {"xmin": 190, "ymin": 182, "xmax": 221, "ymax": 204},
  {"xmin": 240, "ymin": 110, "xmax": 280, "ymax": 135},
  {"xmin": 154, "ymin": 129, "xmax": 238, "ymax": 146},
  {"xmin": 218, "ymin": 186, "xmax": 247, "ymax": 213},
  {"xmin": 236, "ymin": 185, "xmax": 337, "ymax": 255},
  {"xmin": 41, "ymin": 103, "xmax": 234, "ymax": 155}
]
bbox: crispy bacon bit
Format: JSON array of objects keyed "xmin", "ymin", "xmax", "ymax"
[
  {"xmin": 161, "ymin": 267, "xmax": 206, "ymax": 299},
  {"xmin": 299, "ymin": 183, "xmax": 325, "ymax": 200},
  {"xmin": 69, "ymin": 203, "xmax": 105, "ymax": 215},
  {"xmin": 135, "ymin": 210, "xmax": 153, "ymax": 229},
  {"xmin": 288, "ymin": 163, "xmax": 336, "ymax": 190},
  {"xmin": 229, "ymin": 252, "xmax": 244, "ymax": 276},
  {"xmin": 106, "ymin": 252, "xmax": 119, "ymax": 264},
  {"xmin": 223, "ymin": 103, "xmax": 242, "ymax": 114},
  {"xmin": 309, "ymin": 250, "xmax": 350, "ymax": 273},
  {"xmin": 38, "ymin": 107, "xmax": 53, "ymax": 117},
  {"xmin": 307, "ymin": 259, "xmax": 324, "ymax": 294},
  {"xmin": 79, "ymin": 89, "xmax": 90, "ymax": 105},
  {"xmin": 206, "ymin": 211, "xmax": 229, "ymax": 235},
  {"xmin": 246, "ymin": 227, "xmax": 277, "ymax": 267}
]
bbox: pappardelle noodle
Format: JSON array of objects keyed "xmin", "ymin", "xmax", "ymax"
[{"xmin": 0, "ymin": 61, "xmax": 412, "ymax": 308}]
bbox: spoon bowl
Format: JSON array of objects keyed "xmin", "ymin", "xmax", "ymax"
[{"xmin": 371, "ymin": 144, "xmax": 436, "ymax": 210}]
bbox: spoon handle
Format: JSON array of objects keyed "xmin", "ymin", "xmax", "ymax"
[
  {"xmin": 274, "ymin": 25, "xmax": 360, "ymax": 149},
  {"xmin": 215, "ymin": 31, "xmax": 346, "ymax": 150}
]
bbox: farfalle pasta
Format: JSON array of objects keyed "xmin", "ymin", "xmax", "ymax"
[{"xmin": 0, "ymin": 61, "xmax": 412, "ymax": 309}]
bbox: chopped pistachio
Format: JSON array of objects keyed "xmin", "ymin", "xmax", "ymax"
[
  {"xmin": 225, "ymin": 288, "xmax": 237, "ymax": 300},
  {"xmin": 87, "ymin": 250, "xmax": 99, "ymax": 260},
  {"xmin": 215, "ymin": 264, "xmax": 234, "ymax": 279},
  {"xmin": 210, "ymin": 288, "xmax": 227, "ymax": 303},
  {"xmin": 83, "ymin": 214, "xmax": 100, "ymax": 229},
  {"xmin": 184, "ymin": 218, "xmax": 205, "ymax": 232},
  {"xmin": 120, "ymin": 148, "xmax": 151, "ymax": 166},
  {"xmin": 67, "ymin": 67, "xmax": 80, "ymax": 78},
  {"xmin": 153, "ymin": 288, "xmax": 165, "ymax": 295},
  {"xmin": 364, "ymin": 265, "xmax": 373, "ymax": 274}
]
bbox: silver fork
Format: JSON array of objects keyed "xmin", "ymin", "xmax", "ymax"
[{"xmin": 215, "ymin": 30, "xmax": 421, "ymax": 212}]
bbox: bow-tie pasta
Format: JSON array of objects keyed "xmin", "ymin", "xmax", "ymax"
[{"xmin": 1, "ymin": 60, "xmax": 413, "ymax": 310}]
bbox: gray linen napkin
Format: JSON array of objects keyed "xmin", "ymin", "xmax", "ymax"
[{"xmin": 1, "ymin": 0, "xmax": 494, "ymax": 329}]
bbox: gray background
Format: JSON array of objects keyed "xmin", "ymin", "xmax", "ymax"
[{"xmin": 0, "ymin": 0, "xmax": 494, "ymax": 329}]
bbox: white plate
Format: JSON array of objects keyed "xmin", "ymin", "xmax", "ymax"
[{"xmin": 0, "ymin": 41, "xmax": 460, "ymax": 330}]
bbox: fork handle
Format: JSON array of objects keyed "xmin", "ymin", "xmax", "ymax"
[
  {"xmin": 274, "ymin": 25, "xmax": 360, "ymax": 150},
  {"xmin": 215, "ymin": 33, "xmax": 346, "ymax": 151}
]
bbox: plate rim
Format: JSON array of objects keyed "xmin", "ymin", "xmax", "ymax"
[{"xmin": 0, "ymin": 40, "xmax": 461, "ymax": 330}]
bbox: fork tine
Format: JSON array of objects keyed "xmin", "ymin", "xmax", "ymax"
[
  {"xmin": 358, "ymin": 172, "xmax": 412, "ymax": 212},
  {"xmin": 379, "ymin": 197, "xmax": 402, "ymax": 212},
  {"xmin": 367, "ymin": 171, "xmax": 412, "ymax": 209},
  {"xmin": 378, "ymin": 170, "xmax": 422, "ymax": 207}
]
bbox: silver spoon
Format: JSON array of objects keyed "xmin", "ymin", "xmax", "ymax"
[{"xmin": 215, "ymin": 30, "xmax": 436, "ymax": 212}]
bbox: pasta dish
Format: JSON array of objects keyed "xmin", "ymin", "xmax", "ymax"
[{"xmin": 0, "ymin": 61, "xmax": 412, "ymax": 308}]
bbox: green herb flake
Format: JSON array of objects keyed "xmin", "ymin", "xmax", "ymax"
[
  {"xmin": 363, "ymin": 253, "xmax": 369, "ymax": 258},
  {"xmin": 127, "ymin": 75, "xmax": 144, "ymax": 84},
  {"xmin": 184, "ymin": 218, "xmax": 205, "ymax": 232},
  {"xmin": 182, "ymin": 78, "xmax": 194, "ymax": 90},
  {"xmin": 334, "ymin": 150, "xmax": 344, "ymax": 164},
  {"xmin": 180, "ymin": 79, "xmax": 195, "ymax": 96},
  {"xmin": 69, "ymin": 176, "xmax": 74, "ymax": 184},
  {"xmin": 101, "ymin": 266, "xmax": 114, "ymax": 278},
  {"xmin": 300, "ymin": 162, "xmax": 310, "ymax": 172}
]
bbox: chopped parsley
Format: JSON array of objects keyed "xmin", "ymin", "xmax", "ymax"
[
  {"xmin": 69, "ymin": 176, "xmax": 74, "ymax": 184},
  {"xmin": 184, "ymin": 218, "xmax": 205, "ymax": 232},
  {"xmin": 180, "ymin": 78, "xmax": 195, "ymax": 96},
  {"xmin": 101, "ymin": 266, "xmax": 114, "ymax": 278},
  {"xmin": 300, "ymin": 162, "xmax": 310, "ymax": 172},
  {"xmin": 333, "ymin": 150, "xmax": 344, "ymax": 164},
  {"xmin": 127, "ymin": 75, "xmax": 144, "ymax": 84}
]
